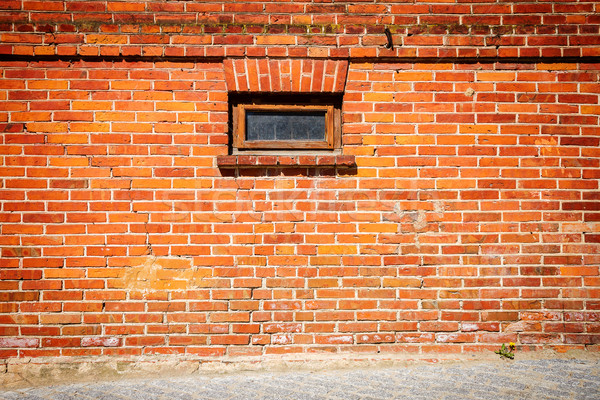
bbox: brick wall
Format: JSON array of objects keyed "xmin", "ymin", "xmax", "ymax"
[{"xmin": 0, "ymin": 1, "xmax": 599, "ymax": 359}]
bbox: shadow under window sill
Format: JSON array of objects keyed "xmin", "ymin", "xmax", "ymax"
[{"xmin": 217, "ymin": 155, "xmax": 356, "ymax": 168}]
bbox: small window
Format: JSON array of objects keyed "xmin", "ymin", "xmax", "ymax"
[{"xmin": 230, "ymin": 94, "xmax": 341, "ymax": 153}]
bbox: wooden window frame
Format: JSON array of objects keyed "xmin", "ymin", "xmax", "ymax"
[{"xmin": 230, "ymin": 95, "xmax": 342, "ymax": 153}]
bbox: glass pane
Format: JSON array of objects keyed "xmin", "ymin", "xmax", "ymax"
[{"xmin": 246, "ymin": 110, "xmax": 326, "ymax": 142}]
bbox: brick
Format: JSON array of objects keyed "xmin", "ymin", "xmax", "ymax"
[{"xmin": 0, "ymin": 338, "xmax": 39, "ymax": 348}]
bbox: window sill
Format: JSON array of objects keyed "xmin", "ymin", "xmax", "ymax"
[{"xmin": 217, "ymin": 155, "xmax": 356, "ymax": 168}]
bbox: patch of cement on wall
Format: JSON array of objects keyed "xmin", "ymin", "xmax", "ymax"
[{"xmin": 117, "ymin": 256, "xmax": 210, "ymax": 292}]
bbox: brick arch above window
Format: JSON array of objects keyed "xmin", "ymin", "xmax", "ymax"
[{"xmin": 224, "ymin": 59, "xmax": 348, "ymax": 93}]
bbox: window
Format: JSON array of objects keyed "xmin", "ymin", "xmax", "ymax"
[{"xmin": 230, "ymin": 94, "xmax": 342, "ymax": 153}]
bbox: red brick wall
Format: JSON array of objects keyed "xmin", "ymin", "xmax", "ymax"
[
  {"xmin": 0, "ymin": 1, "xmax": 599, "ymax": 358},
  {"xmin": 1, "ymin": 0, "xmax": 600, "ymax": 58}
]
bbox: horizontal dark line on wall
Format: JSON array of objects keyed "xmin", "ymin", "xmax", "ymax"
[{"xmin": 1, "ymin": 54, "xmax": 599, "ymax": 64}]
